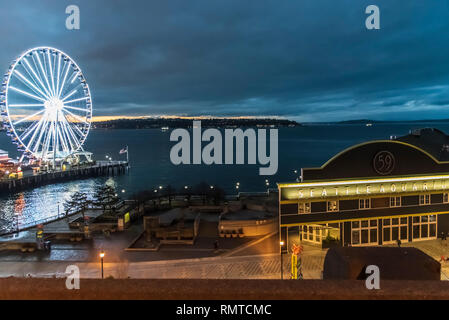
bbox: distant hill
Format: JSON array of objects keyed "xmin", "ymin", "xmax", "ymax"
[
  {"xmin": 335, "ymin": 119, "xmax": 449, "ymax": 124},
  {"xmin": 91, "ymin": 117, "xmax": 300, "ymax": 129}
]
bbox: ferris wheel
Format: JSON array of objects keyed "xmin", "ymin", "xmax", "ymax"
[{"xmin": 0, "ymin": 47, "xmax": 92, "ymax": 162}]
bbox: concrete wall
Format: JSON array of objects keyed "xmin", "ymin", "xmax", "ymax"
[
  {"xmin": 219, "ymin": 218, "xmax": 277, "ymax": 236},
  {"xmin": 2, "ymin": 278, "xmax": 449, "ymax": 299}
]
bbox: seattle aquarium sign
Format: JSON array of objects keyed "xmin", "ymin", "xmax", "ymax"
[{"xmin": 279, "ymin": 174, "xmax": 449, "ymax": 201}]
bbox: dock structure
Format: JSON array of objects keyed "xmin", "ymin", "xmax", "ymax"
[{"xmin": 0, "ymin": 160, "xmax": 128, "ymax": 194}]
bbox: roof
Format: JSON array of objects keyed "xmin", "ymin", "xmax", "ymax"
[
  {"xmin": 395, "ymin": 127, "xmax": 449, "ymax": 161},
  {"xmin": 323, "ymin": 247, "xmax": 440, "ymax": 280}
]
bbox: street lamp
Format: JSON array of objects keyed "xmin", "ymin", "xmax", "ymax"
[
  {"xmin": 280, "ymin": 240, "xmax": 285, "ymax": 280},
  {"xmin": 99, "ymin": 251, "xmax": 105, "ymax": 279}
]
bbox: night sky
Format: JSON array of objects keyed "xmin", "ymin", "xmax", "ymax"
[{"xmin": 1, "ymin": 0, "xmax": 449, "ymax": 122}]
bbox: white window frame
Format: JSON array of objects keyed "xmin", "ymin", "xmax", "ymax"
[
  {"xmin": 412, "ymin": 215, "xmax": 437, "ymax": 241},
  {"xmin": 419, "ymin": 194, "xmax": 431, "ymax": 205},
  {"xmin": 351, "ymin": 219, "xmax": 378, "ymax": 246},
  {"xmin": 298, "ymin": 202, "xmax": 311, "ymax": 214},
  {"xmin": 359, "ymin": 198, "xmax": 371, "ymax": 210},
  {"xmin": 382, "ymin": 217, "xmax": 408, "ymax": 244},
  {"xmin": 327, "ymin": 200, "xmax": 339, "ymax": 212},
  {"xmin": 390, "ymin": 196, "xmax": 401, "ymax": 207}
]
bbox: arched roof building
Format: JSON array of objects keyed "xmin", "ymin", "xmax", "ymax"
[{"xmin": 278, "ymin": 128, "xmax": 449, "ymax": 249}]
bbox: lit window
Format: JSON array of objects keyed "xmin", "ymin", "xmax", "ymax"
[
  {"xmin": 390, "ymin": 196, "xmax": 401, "ymax": 207},
  {"xmin": 327, "ymin": 200, "xmax": 338, "ymax": 212},
  {"xmin": 298, "ymin": 202, "xmax": 311, "ymax": 214},
  {"xmin": 359, "ymin": 198, "xmax": 371, "ymax": 209},
  {"xmin": 419, "ymin": 194, "xmax": 431, "ymax": 205},
  {"xmin": 444, "ymin": 193, "xmax": 449, "ymax": 203}
]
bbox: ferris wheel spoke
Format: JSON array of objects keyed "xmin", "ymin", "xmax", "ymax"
[
  {"xmin": 19, "ymin": 120, "xmax": 41, "ymax": 141},
  {"xmin": 56, "ymin": 54, "xmax": 62, "ymax": 98},
  {"xmin": 35, "ymin": 118, "xmax": 51, "ymax": 154},
  {"xmin": 72, "ymin": 122, "xmax": 86, "ymax": 137},
  {"xmin": 34, "ymin": 51, "xmax": 53, "ymax": 98},
  {"xmin": 27, "ymin": 113, "xmax": 48, "ymax": 152},
  {"xmin": 63, "ymin": 108, "xmax": 88, "ymax": 124},
  {"xmin": 58, "ymin": 120, "xmax": 71, "ymax": 151},
  {"xmin": 63, "ymin": 96, "xmax": 89, "ymax": 105},
  {"xmin": 61, "ymin": 120, "xmax": 76, "ymax": 151},
  {"xmin": 58, "ymin": 61, "xmax": 70, "ymax": 98},
  {"xmin": 13, "ymin": 70, "xmax": 50, "ymax": 100},
  {"xmin": 70, "ymin": 71, "xmax": 80, "ymax": 85},
  {"xmin": 24, "ymin": 57, "xmax": 53, "ymax": 98},
  {"xmin": 20, "ymin": 59, "xmax": 50, "ymax": 98},
  {"xmin": 41, "ymin": 122, "xmax": 53, "ymax": 156},
  {"xmin": 47, "ymin": 50, "xmax": 56, "ymax": 96},
  {"xmin": 58, "ymin": 124, "xmax": 70, "ymax": 153},
  {"xmin": 39, "ymin": 120, "xmax": 51, "ymax": 155},
  {"xmin": 9, "ymin": 86, "xmax": 47, "ymax": 102},
  {"xmin": 62, "ymin": 115, "xmax": 82, "ymax": 149},
  {"xmin": 61, "ymin": 89, "xmax": 78, "ymax": 102},
  {"xmin": 13, "ymin": 109, "xmax": 45, "ymax": 125},
  {"xmin": 63, "ymin": 105, "xmax": 88, "ymax": 112},
  {"xmin": 9, "ymin": 103, "xmax": 44, "ymax": 107}
]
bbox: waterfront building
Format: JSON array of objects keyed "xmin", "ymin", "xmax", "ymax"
[
  {"xmin": 278, "ymin": 128, "xmax": 449, "ymax": 249},
  {"xmin": 0, "ymin": 149, "xmax": 14, "ymax": 178}
]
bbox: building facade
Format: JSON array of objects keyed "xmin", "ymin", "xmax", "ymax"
[{"xmin": 278, "ymin": 128, "xmax": 449, "ymax": 250}]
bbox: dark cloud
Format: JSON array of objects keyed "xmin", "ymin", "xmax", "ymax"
[{"xmin": 1, "ymin": 0, "xmax": 449, "ymax": 121}]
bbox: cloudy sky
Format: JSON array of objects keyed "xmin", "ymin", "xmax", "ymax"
[{"xmin": 1, "ymin": 0, "xmax": 449, "ymax": 122}]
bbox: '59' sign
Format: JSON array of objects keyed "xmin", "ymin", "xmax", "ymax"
[{"xmin": 373, "ymin": 151, "xmax": 395, "ymax": 175}]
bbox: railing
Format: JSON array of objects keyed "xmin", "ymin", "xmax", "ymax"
[
  {"xmin": 0, "ymin": 161, "xmax": 128, "ymax": 183},
  {"xmin": 0, "ymin": 208, "xmax": 88, "ymax": 237}
]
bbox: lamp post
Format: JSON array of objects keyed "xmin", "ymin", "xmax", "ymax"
[
  {"xmin": 280, "ymin": 240, "xmax": 285, "ymax": 280},
  {"xmin": 100, "ymin": 251, "xmax": 105, "ymax": 279}
]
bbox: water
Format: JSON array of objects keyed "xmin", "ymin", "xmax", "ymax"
[{"xmin": 1, "ymin": 122, "xmax": 449, "ymax": 232}]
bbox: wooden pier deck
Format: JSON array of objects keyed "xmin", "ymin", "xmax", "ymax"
[
  {"xmin": 0, "ymin": 209, "xmax": 106, "ymax": 249},
  {"xmin": 0, "ymin": 160, "xmax": 128, "ymax": 194}
]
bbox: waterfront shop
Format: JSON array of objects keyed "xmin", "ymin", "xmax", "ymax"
[{"xmin": 278, "ymin": 128, "xmax": 449, "ymax": 250}]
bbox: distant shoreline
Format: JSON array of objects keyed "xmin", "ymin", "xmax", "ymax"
[
  {"xmin": 91, "ymin": 118, "xmax": 300, "ymax": 129},
  {"xmin": 301, "ymin": 119, "xmax": 449, "ymax": 125}
]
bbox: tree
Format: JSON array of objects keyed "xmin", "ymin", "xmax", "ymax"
[
  {"xmin": 131, "ymin": 190, "xmax": 154, "ymax": 214},
  {"xmin": 193, "ymin": 182, "xmax": 209, "ymax": 205},
  {"xmin": 94, "ymin": 185, "xmax": 119, "ymax": 213},
  {"xmin": 162, "ymin": 185, "xmax": 175, "ymax": 206},
  {"xmin": 210, "ymin": 186, "xmax": 225, "ymax": 205},
  {"xmin": 63, "ymin": 191, "xmax": 90, "ymax": 220}
]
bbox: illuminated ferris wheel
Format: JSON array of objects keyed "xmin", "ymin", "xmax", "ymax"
[{"xmin": 0, "ymin": 47, "xmax": 92, "ymax": 162}]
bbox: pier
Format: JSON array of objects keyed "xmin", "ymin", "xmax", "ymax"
[{"xmin": 0, "ymin": 160, "xmax": 128, "ymax": 194}]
